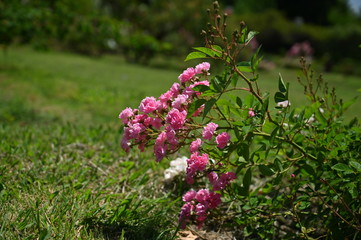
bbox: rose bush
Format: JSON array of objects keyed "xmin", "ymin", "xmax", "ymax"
[{"xmin": 119, "ymin": 2, "xmax": 360, "ymax": 238}]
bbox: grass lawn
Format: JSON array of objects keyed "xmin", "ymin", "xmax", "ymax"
[{"xmin": 0, "ymin": 46, "xmax": 360, "ymax": 239}]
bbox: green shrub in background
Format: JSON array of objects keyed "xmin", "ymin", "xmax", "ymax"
[
  {"xmin": 119, "ymin": 2, "xmax": 361, "ymax": 238},
  {"xmin": 1, "ymin": 0, "xmax": 360, "ymax": 73}
]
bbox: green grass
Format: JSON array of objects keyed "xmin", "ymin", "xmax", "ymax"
[
  {"xmin": 0, "ymin": 47, "xmax": 178, "ymax": 124},
  {"xmin": 0, "ymin": 46, "xmax": 360, "ymax": 239},
  {"xmin": 0, "ymin": 47, "xmax": 182, "ymax": 239}
]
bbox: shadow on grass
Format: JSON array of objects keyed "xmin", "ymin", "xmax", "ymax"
[{"xmin": 83, "ymin": 215, "xmax": 176, "ymax": 240}]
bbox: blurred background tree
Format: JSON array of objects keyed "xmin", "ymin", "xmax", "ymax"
[{"xmin": 1, "ymin": 0, "xmax": 360, "ymax": 74}]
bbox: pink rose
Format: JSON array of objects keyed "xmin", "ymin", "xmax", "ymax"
[
  {"xmin": 166, "ymin": 108, "xmax": 187, "ymax": 130},
  {"xmin": 171, "ymin": 94, "xmax": 189, "ymax": 110},
  {"xmin": 190, "ymin": 138, "xmax": 202, "ymax": 153},
  {"xmin": 182, "ymin": 190, "xmax": 197, "ymax": 202},
  {"xmin": 139, "ymin": 96, "xmax": 159, "ymax": 113},
  {"xmin": 119, "ymin": 107, "xmax": 134, "ymax": 124},
  {"xmin": 195, "ymin": 62, "xmax": 211, "ymax": 74},
  {"xmin": 215, "ymin": 132, "xmax": 230, "ymax": 149},
  {"xmin": 178, "ymin": 67, "xmax": 196, "ymax": 83},
  {"xmin": 202, "ymin": 122, "xmax": 218, "ymax": 140}
]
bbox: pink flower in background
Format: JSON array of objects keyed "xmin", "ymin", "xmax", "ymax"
[
  {"xmin": 249, "ymin": 37, "xmax": 259, "ymax": 51},
  {"xmin": 287, "ymin": 41, "xmax": 313, "ymax": 57},
  {"xmin": 207, "ymin": 191, "xmax": 222, "ymax": 208},
  {"xmin": 183, "ymin": 86, "xmax": 195, "ymax": 97},
  {"xmin": 248, "ymin": 108, "xmax": 255, "ymax": 117},
  {"xmin": 154, "ymin": 143, "xmax": 167, "ymax": 162},
  {"xmin": 178, "ymin": 67, "xmax": 196, "ymax": 83},
  {"xmin": 170, "ymin": 83, "xmax": 181, "ymax": 97},
  {"xmin": 124, "ymin": 123, "xmax": 145, "ymax": 140},
  {"xmin": 132, "ymin": 113, "xmax": 147, "ymax": 124},
  {"xmin": 192, "ymin": 104, "xmax": 204, "ymax": 117},
  {"xmin": 172, "ymin": 94, "xmax": 189, "ymax": 110},
  {"xmin": 143, "ymin": 117, "xmax": 153, "ymax": 127},
  {"xmin": 208, "ymin": 171, "xmax": 236, "ymax": 191},
  {"xmin": 166, "ymin": 108, "xmax": 187, "ymax": 130},
  {"xmin": 159, "ymin": 90, "xmax": 173, "ymax": 102},
  {"xmin": 208, "ymin": 171, "xmax": 218, "ymax": 185},
  {"xmin": 215, "ymin": 132, "xmax": 230, "ymax": 149},
  {"xmin": 195, "ymin": 189, "xmax": 210, "ymax": 203},
  {"xmin": 119, "ymin": 107, "xmax": 134, "ymax": 124},
  {"xmin": 179, "ymin": 189, "xmax": 221, "ymax": 229},
  {"xmin": 195, "ymin": 203, "xmax": 207, "ymax": 228},
  {"xmin": 190, "ymin": 80, "xmax": 210, "ymax": 96},
  {"xmin": 190, "ymin": 138, "xmax": 202, "ymax": 153},
  {"xmin": 151, "ymin": 117, "xmax": 162, "ymax": 129},
  {"xmin": 186, "ymin": 152, "xmax": 209, "ymax": 184},
  {"xmin": 202, "ymin": 122, "xmax": 218, "ymax": 140},
  {"xmin": 190, "ymin": 80, "xmax": 210, "ymax": 88},
  {"xmin": 195, "ymin": 62, "xmax": 211, "ymax": 74},
  {"xmin": 182, "ymin": 190, "xmax": 197, "ymax": 202},
  {"xmin": 166, "ymin": 128, "xmax": 178, "ymax": 147},
  {"xmin": 156, "ymin": 131, "xmax": 167, "ymax": 145},
  {"xmin": 139, "ymin": 96, "xmax": 158, "ymax": 113},
  {"xmin": 179, "ymin": 202, "xmax": 194, "ymax": 229},
  {"xmin": 121, "ymin": 137, "xmax": 130, "ymax": 152}
]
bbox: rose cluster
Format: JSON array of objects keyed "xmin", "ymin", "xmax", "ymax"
[
  {"xmin": 119, "ymin": 62, "xmax": 236, "ymax": 228},
  {"xmin": 179, "ymin": 189, "xmax": 221, "ymax": 229}
]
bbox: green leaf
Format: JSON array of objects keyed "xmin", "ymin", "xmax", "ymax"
[
  {"xmin": 239, "ymin": 27, "xmax": 248, "ymax": 44},
  {"xmin": 245, "ymin": 31, "xmax": 259, "ymax": 44},
  {"xmin": 251, "ymin": 45, "xmax": 262, "ymax": 71},
  {"xmin": 237, "ymin": 143, "xmax": 249, "ymax": 161},
  {"xmin": 261, "ymin": 97, "xmax": 269, "ymax": 115},
  {"xmin": 237, "ymin": 61, "xmax": 253, "ymax": 73},
  {"xmin": 210, "ymin": 76, "xmax": 222, "ymax": 92},
  {"xmin": 259, "ymin": 165, "xmax": 275, "ymax": 176},
  {"xmin": 236, "ymin": 97, "xmax": 243, "ymax": 108},
  {"xmin": 301, "ymin": 164, "xmax": 316, "ymax": 177},
  {"xmin": 315, "ymin": 107, "xmax": 327, "ymax": 125},
  {"xmin": 184, "ymin": 51, "xmax": 207, "ymax": 61},
  {"xmin": 278, "ymin": 73, "xmax": 287, "ymax": 93},
  {"xmin": 274, "ymin": 92, "xmax": 287, "ymax": 103},
  {"xmin": 211, "ymin": 45, "xmax": 223, "ymax": 57},
  {"xmin": 245, "ymin": 95, "xmax": 255, "ymax": 108},
  {"xmin": 193, "ymin": 47, "xmax": 217, "ymax": 57},
  {"xmin": 349, "ymin": 161, "xmax": 361, "ymax": 171},
  {"xmin": 342, "ymin": 97, "xmax": 357, "ymax": 111},
  {"xmin": 217, "ymin": 99, "xmax": 233, "ymax": 108},
  {"xmin": 270, "ymin": 126, "xmax": 279, "ymax": 145},
  {"xmin": 243, "ymin": 168, "xmax": 252, "ymax": 193},
  {"xmin": 274, "ymin": 158, "xmax": 283, "ymax": 171},
  {"xmin": 231, "ymin": 74, "xmax": 239, "ymax": 87},
  {"xmin": 187, "ymin": 99, "xmax": 207, "ymax": 118},
  {"xmin": 203, "ymin": 98, "xmax": 217, "ymax": 119},
  {"xmin": 192, "ymin": 85, "xmax": 210, "ymax": 93},
  {"xmin": 332, "ymin": 163, "xmax": 354, "ymax": 173}
]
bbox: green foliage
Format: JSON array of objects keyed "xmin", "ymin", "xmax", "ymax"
[
  {"xmin": 1, "ymin": 42, "xmax": 360, "ymax": 239},
  {"xmin": 118, "ymin": 2, "xmax": 361, "ymax": 238},
  {"xmin": 191, "ymin": 5, "xmax": 361, "ymax": 238}
]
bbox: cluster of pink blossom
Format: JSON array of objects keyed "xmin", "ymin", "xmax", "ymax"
[
  {"xmin": 208, "ymin": 171, "xmax": 237, "ymax": 191},
  {"xmin": 179, "ymin": 189, "xmax": 221, "ymax": 229},
  {"xmin": 287, "ymin": 41, "xmax": 313, "ymax": 57},
  {"xmin": 185, "ymin": 152, "xmax": 209, "ymax": 184},
  {"xmin": 119, "ymin": 62, "xmax": 212, "ymax": 161},
  {"xmin": 119, "ymin": 62, "xmax": 236, "ymax": 229}
]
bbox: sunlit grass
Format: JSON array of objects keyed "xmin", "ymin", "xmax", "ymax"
[{"xmin": 0, "ymin": 46, "xmax": 359, "ymax": 239}]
